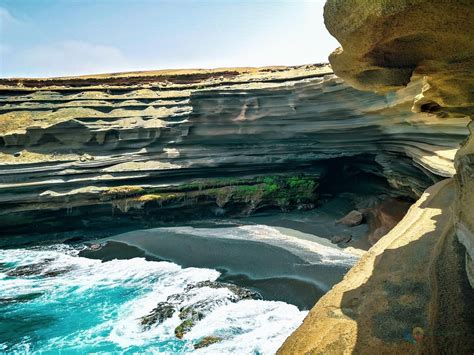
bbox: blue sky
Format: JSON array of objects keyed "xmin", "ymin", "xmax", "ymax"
[{"xmin": 0, "ymin": 0, "xmax": 338, "ymax": 78}]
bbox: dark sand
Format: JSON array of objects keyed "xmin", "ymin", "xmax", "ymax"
[
  {"xmin": 240, "ymin": 197, "xmax": 371, "ymax": 250},
  {"xmin": 81, "ymin": 238, "xmax": 332, "ymax": 309},
  {"xmin": 79, "ymin": 191, "xmax": 394, "ymax": 310},
  {"xmin": 90, "ymin": 225, "xmax": 353, "ymax": 310}
]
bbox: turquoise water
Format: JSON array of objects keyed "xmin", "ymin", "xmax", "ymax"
[{"xmin": 0, "ymin": 244, "xmax": 306, "ymax": 354}]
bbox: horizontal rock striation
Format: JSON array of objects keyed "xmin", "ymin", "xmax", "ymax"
[
  {"xmin": 323, "ymin": 0, "xmax": 474, "ymax": 288},
  {"xmin": 281, "ymin": 1, "xmax": 474, "ymax": 353},
  {"xmin": 0, "ymin": 64, "xmax": 468, "ymax": 235}
]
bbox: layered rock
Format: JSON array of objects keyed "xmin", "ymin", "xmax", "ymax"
[
  {"xmin": 280, "ymin": 1, "xmax": 474, "ymax": 353},
  {"xmin": 0, "ymin": 64, "xmax": 469, "ymax": 236},
  {"xmin": 323, "ymin": 0, "xmax": 474, "ymax": 287}
]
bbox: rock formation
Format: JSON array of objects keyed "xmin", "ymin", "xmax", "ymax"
[
  {"xmin": 279, "ymin": 179, "xmax": 474, "ymax": 353},
  {"xmin": 0, "ymin": 64, "xmax": 468, "ymax": 237},
  {"xmin": 336, "ymin": 210, "xmax": 363, "ymax": 227},
  {"xmin": 1, "ymin": 1, "xmax": 473, "ymax": 351},
  {"xmin": 323, "ymin": 0, "xmax": 474, "ymax": 288},
  {"xmin": 280, "ymin": 0, "xmax": 474, "ymax": 353}
]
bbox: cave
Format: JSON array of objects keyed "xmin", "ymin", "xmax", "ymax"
[{"xmin": 0, "ymin": 153, "xmax": 419, "ymax": 249}]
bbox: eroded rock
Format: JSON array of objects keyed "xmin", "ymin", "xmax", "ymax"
[
  {"xmin": 194, "ymin": 336, "xmax": 222, "ymax": 349},
  {"xmin": 140, "ymin": 302, "xmax": 175, "ymax": 330},
  {"xmin": 140, "ymin": 280, "xmax": 261, "ymax": 337},
  {"xmin": 280, "ymin": 0, "xmax": 474, "ymax": 351},
  {"xmin": 323, "ymin": 0, "xmax": 474, "ymax": 288},
  {"xmin": 336, "ymin": 210, "xmax": 363, "ymax": 227},
  {"xmin": 0, "ymin": 65, "xmax": 468, "ymax": 236}
]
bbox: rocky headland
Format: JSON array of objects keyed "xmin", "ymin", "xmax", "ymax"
[{"xmin": 280, "ymin": 0, "xmax": 474, "ymax": 353}]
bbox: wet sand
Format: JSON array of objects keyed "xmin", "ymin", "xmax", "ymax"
[
  {"xmin": 81, "ymin": 237, "xmax": 332, "ymax": 310},
  {"xmin": 87, "ymin": 223, "xmax": 355, "ymax": 310}
]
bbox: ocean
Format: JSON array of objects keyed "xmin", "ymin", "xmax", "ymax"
[{"xmin": 0, "ymin": 224, "xmax": 359, "ymax": 353}]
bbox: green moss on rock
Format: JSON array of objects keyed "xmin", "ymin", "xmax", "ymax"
[
  {"xmin": 102, "ymin": 174, "xmax": 319, "ymax": 214},
  {"xmin": 174, "ymin": 319, "xmax": 196, "ymax": 339}
]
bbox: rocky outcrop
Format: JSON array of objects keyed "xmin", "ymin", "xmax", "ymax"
[
  {"xmin": 323, "ymin": 1, "xmax": 474, "ymax": 102},
  {"xmin": 279, "ymin": 179, "xmax": 474, "ymax": 354},
  {"xmin": 139, "ymin": 280, "xmax": 260, "ymax": 341},
  {"xmin": 0, "ymin": 64, "xmax": 468, "ymax": 236},
  {"xmin": 323, "ymin": 0, "xmax": 474, "ymax": 288},
  {"xmin": 280, "ymin": 1, "xmax": 474, "ymax": 353}
]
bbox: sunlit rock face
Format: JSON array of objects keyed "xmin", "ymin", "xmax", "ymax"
[
  {"xmin": 324, "ymin": 1, "xmax": 474, "ymax": 104},
  {"xmin": 323, "ymin": 0, "xmax": 474, "ymax": 288},
  {"xmin": 0, "ymin": 65, "xmax": 468, "ymax": 234},
  {"xmin": 279, "ymin": 1, "xmax": 474, "ymax": 354}
]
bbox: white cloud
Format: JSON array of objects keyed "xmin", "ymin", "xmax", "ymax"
[{"xmin": 21, "ymin": 40, "xmax": 131, "ymax": 77}]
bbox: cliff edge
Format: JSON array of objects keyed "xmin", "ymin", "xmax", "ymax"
[
  {"xmin": 323, "ymin": 0, "xmax": 474, "ymax": 287},
  {"xmin": 279, "ymin": 179, "xmax": 473, "ymax": 353},
  {"xmin": 280, "ymin": 0, "xmax": 474, "ymax": 353}
]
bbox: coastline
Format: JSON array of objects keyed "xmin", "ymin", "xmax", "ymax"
[{"xmin": 102, "ymin": 222, "xmax": 360, "ymax": 310}]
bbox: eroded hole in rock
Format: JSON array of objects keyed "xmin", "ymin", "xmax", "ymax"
[{"xmin": 420, "ymin": 101, "xmax": 442, "ymax": 113}]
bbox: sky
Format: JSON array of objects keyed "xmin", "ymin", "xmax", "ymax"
[{"xmin": 0, "ymin": 0, "xmax": 338, "ymax": 78}]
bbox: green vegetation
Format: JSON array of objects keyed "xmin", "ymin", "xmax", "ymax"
[
  {"xmin": 255, "ymin": 175, "xmax": 318, "ymax": 207},
  {"xmin": 102, "ymin": 174, "xmax": 319, "ymax": 212},
  {"xmin": 263, "ymin": 177, "xmax": 279, "ymax": 193},
  {"xmin": 103, "ymin": 185, "xmax": 143, "ymax": 198},
  {"xmin": 136, "ymin": 193, "xmax": 177, "ymax": 203},
  {"xmin": 233, "ymin": 184, "xmax": 260, "ymax": 196}
]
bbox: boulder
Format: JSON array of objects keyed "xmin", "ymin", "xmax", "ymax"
[{"xmin": 336, "ymin": 210, "xmax": 363, "ymax": 226}]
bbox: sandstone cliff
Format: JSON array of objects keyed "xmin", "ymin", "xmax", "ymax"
[
  {"xmin": 280, "ymin": 1, "xmax": 474, "ymax": 353},
  {"xmin": 279, "ymin": 179, "xmax": 474, "ymax": 353},
  {"xmin": 0, "ymin": 64, "xmax": 468, "ymax": 237},
  {"xmin": 323, "ymin": 0, "xmax": 474, "ymax": 288}
]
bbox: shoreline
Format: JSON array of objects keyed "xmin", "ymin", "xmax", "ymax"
[{"xmin": 92, "ymin": 222, "xmax": 360, "ymax": 310}]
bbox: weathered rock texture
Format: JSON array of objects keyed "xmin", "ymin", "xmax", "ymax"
[
  {"xmin": 279, "ymin": 179, "xmax": 474, "ymax": 354},
  {"xmin": 0, "ymin": 64, "xmax": 468, "ymax": 236},
  {"xmin": 280, "ymin": 0, "xmax": 474, "ymax": 353},
  {"xmin": 324, "ymin": 0, "xmax": 474, "ymax": 288}
]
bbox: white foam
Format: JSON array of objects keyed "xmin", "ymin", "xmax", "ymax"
[
  {"xmin": 188, "ymin": 300, "xmax": 306, "ymax": 354},
  {"xmin": 1, "ymin": 245, "xmax": 307, "ymax": 354},
  {"xmin": 155, "ymin": 224, "xmax": 359, "ymax": 266}
]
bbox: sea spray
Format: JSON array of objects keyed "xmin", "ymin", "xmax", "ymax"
[{"xmin": 0, "ymin": 244, "xmax": 306, "ymax": 353}]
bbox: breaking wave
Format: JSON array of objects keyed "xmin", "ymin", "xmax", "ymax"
[{"xmin": 0, "ymin": 244, "xmax": 306, "ymax": 353}]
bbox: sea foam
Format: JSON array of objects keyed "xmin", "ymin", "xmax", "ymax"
[{"xmin": 0, "ymin": 244, "xmax": 306, "ymax": 353}]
